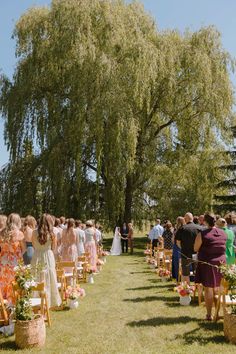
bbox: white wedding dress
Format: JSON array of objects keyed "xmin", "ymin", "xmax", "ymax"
[{"xmin": 110, "ymin": 227, "xmax": 122, "ymax": 256}]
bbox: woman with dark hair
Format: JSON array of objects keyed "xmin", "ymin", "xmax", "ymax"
[
  {"xmin": 194, "ymin": 212, "xmax": 227, "ymax": 321},
  {"xmin": 172, "ymin": 216, "xmax": 185, "ymax": 283},
  {"xmin": 60, "ymin": 218, "xmax": 78, "ymax": 261},
  {"xmin": 162, "ymin": 221, "xmax": 173, "ymax": 250},
  {"xmin": 23, "ymin": 215, "xmax": 37, "ymax": 265},
  {"xmin": 31, "ymin": 214, "xmax": 61, "ymax": 308}
]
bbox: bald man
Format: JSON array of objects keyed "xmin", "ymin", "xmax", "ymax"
[{"xmin": 175, "ymin": 212, "xmax": 200, "ymax": 284}]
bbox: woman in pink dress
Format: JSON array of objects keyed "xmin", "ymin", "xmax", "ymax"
[
  {"xmin": 0, "ymin": 213, "xmax": 25, "ymax": 304},
  {"xmin": 84, "ymin": 220, "xmax": 97, "ymax": 271},
  {"xmin": 60, "ymin": 218, "xmax": 78, "ymax": 261}
]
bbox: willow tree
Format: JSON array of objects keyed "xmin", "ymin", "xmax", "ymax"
[{"xmin": 0, "ymin": 0, "xmax": 234, "ymax": 225}]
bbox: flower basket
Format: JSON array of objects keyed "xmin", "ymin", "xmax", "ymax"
[
  {"xmin": 224, "ymin": 311, "xmax": 236, "ymax": 344},
  {"xmin": 15, "ymin": 315, "xmax": 46, "ymax": 349},
  {"xmin": 179, "ymin": 295, "xmax": 191, "ymax": 306},
  {"xmin": 69, "ymin": 299, "xmax": 79, "ymax": 309}
]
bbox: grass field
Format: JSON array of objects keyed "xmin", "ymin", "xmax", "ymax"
[{"xmin": 0, "ymin": 236, "xmax": 235, "ymax": 354}]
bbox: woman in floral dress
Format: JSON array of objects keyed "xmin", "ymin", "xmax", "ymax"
[{"xmin": 0, "ymin": 213, "xmax": 25, "ymax": 304}]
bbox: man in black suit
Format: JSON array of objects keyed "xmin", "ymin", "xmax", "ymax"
[{"xmin": 120, "ymin": 222, "xmax": 129, "ymax": 253}]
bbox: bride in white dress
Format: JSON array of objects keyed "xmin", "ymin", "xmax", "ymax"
[{"xmin": 110, "ymin": 227, "xmax": 122, "ymax": 255}]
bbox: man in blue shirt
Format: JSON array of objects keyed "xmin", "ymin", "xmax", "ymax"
[{"xmin": 149, "ymin": 219, "xmax": 164, "ymax": 255}]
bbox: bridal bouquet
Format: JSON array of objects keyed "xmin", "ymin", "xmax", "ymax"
[
  {"xmin": 175, "ymin": 283, "xmax": 194, "ymax": 297},
  {"xmin": 65, "ymin": 285, "xmax": 86, "ymax": 300}
]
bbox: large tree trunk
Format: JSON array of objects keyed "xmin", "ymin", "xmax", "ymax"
[{"xmin": 124, "ymin": 173, "xmax": 133, "ymax": 223}]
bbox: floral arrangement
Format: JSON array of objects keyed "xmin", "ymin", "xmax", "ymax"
[
  {"xmin": 97, "ymin": 259, "xmax": 105, "ymax": 266},
  {"xmin": 65, "ymin": 285, "xmax": 86, "ymax": 300},
  {"xmin": 14, "ymin": 262, "xmax": 43, "ymax": 321},
  {"xmin": 158, "ymin": 268, "xmax": 171, "ymax": 278},
  {"xmin": 219, "ymin": 264, "xmax": 236, "ymax": 314},
  {"xmin": 175, "ymin": 283, "xmax": 195, "ymax": 297}
]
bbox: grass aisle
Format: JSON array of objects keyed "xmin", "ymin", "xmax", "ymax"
[{"xmin": 1, "ymin": 237, "xmax": 235, "ymax": 354}]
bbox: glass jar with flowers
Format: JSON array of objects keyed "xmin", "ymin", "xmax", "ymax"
[
  {"xmin": 175, "ymin": 283, "xmax": 194, "ymax": 305},
  {"xmin": 157, "ymin": 268, "xmax": 171, "ymax": 281},
  {"xmin": 65, "ymin": 285, "xmax": 86, "ymax": 309}
]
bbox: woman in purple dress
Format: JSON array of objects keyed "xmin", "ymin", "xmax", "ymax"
[{"xmin": 194, "ymin": 212, "xmax": 227, "ymax": 321}]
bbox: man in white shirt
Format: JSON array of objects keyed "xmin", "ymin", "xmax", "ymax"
[{"xmin": 149, "ymin": 219, "xmax": 164, "ymax": 255}]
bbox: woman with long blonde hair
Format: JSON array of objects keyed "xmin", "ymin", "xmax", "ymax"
[
  {"xmin": 31, "ymin": 214, "xmax": 61, "ymax": 308},
  {"xmin": 0, "ymin": 213, "xmax": 25, "ymax": 303}
]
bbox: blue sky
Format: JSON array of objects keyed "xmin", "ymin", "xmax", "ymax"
[{"xmin": 0, "ymin": 0, "xmax": 236, "ymax": 167}]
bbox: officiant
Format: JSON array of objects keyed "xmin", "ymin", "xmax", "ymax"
[{"xmin": 121, "ymin": 222, "xmax": 129, "ymax": 253}]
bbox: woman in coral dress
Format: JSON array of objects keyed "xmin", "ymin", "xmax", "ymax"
[{"xmin": 0, "ymin": 213, "xmax": 25, "ymax": 304}]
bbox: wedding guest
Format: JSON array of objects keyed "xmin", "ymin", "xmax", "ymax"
[
  {"xmin": 128, "ymin": 222, "xmax": 134, "ymax": 255},
  {"xmin": 84, "ymin": 220, "xmax": 97, "ymax": 271},
  {"xmin": 23, "ymin": 215, "xmax": 37, "ymax": 265},
  {"xmin": 95, "ymin": 222, "xmax": 102, "ymax": 245},
  {"xmin": 149, "ymin": 219, "xmax": 164, "ymax": 255},
  {"xmin": 75, "ymin": 219, "xmax": 85, "ymax": 256},
  {"xmin": 172, "ymin": 216, "xmax": 185, "ymax": 283},
  {"xmin": 0, "ymin": 213, "xmax": 25, "ymax": 303},
  {"xmin": 61, "ymin": 218, "xmax": 78, "ymax": 261},
  {"xmin": 175, "ymin": 212, "xmax": 199, "ymax": 284},
  {"xmin": 193, "ymin": 216, "xmax": 199, "ymax": 225},
  {"xmin": 225, "ymin": 212, "xmax": 236, "ymax": 253},
  {"xmin": 59, "ymin": 216, "xmax": 67, "ymax": 230},
  {"xmin": 52, "ymin": 217, "xmax": 62, "ymax": 260},
  {"xmin": 31, "ymin": 214, "xmax": 61, "ymax": 308},
  {"xmin": 194, "ymin": 212, "xmax": 226, "ymax": 321},
  {"xmin": 216, "ymin": 218, "xmax": 235, "ymax": 265},
  {"xmin": 162, "ymin": 221, "xmax": 173, "ymax": 250}
]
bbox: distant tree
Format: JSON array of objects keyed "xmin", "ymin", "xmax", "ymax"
[{"xmin": 0, "ymin": 0, "xmax": 234, "ymax": 225}]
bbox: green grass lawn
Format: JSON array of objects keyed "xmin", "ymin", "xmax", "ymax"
[{"xmin": 0, "ymin": 236, "xmax": 235, "ymax": 354}]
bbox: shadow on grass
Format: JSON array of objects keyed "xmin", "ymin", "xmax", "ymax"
[
  {"xmin": 129, "ymin": 271, "xmax": 151, "ymax": 275},
  {"xmin": 123, "ymin": 295, "xmax": 178, "ymax": 303},
  {"xmin": 0, "ymin": 338, "xmax": 16, "ymax": 350},
  {"xmin": 178, "ymin": 322, "xmax": 226, "ymax": 345},
  {"xmin": 126, "ymin": 285, "xmax": 159, "ymax": 291},
  {"xmin": 127, "ymin": 316, "xmax": 199, "ymax": 327}
]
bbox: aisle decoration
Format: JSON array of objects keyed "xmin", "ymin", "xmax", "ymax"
[
  {"xmin": 219, "ymin": 264, "xmax": 236, "ymax": 343},
  {"xmin": 157, "ymin": 268, "xmax": 171, "ymax": 281},
  {"xmin": 65, "ymin": 285, "xmax": 86, "ymax": 309},
  {"xmin": 14, "ymin": 262, "xmax": 46, "ymax": 349},
  {"xmin": 175, "ymin": 283, "xmax": 194, "ymax": 306},
  {"xmin": 86, "ymin": 265, "xmax": 97, "ymax": 284},
  {"xmin": 97, "ymin": 258, "xmax": 105, "ymax": 272}
]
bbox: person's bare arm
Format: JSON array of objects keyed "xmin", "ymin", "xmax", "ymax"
[{"xmin": 194, "ymin": 232, "xmax": 202, "ymax": 252}]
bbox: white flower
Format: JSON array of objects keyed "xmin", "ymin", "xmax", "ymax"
[{"xmin": 14, "ymin": 266, "xmax": 19, "ymax": 271}]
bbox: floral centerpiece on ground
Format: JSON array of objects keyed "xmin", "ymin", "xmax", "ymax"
[
  {"xmin": 65, "ymin": 285, "xmax": 86, "ymax": 309},
  {"xmin": 175, "ymin": 283, "xmax": 194, "ymax": 296},
  {"xmin": 157, "ymin": 268, "xmax": 171, "ymax": 279},
  {"xmin": 65, "ymin": 285, "xmax": 86, "ymax": 300}
]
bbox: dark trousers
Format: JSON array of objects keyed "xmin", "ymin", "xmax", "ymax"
[
  {"xmin": 121, "ymin": 238, "xmax": 128, "ymax": 253},
  {"xmin": 152, "ymin": 239, "xmax": 159, "ymax": 255}
]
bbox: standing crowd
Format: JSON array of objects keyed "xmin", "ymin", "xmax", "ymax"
[
  {"xmin": 148, "ymin": 212, "xmax": 236, "ymax": 320},
  {"xmin": 0, "ymin": 213, "xmax": 103, "ymax": 308}
]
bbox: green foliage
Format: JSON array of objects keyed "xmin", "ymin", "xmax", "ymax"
[{"xmin": 0, "ymin": 0, "xmax": 234, "ymax": 224}]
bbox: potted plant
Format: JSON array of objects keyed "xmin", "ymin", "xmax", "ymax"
[
  {"xmin": 13, "ymin": 263, "xmax": 46, "ymax": 349},
  {"xmin": 220, "ymin": 264, "xmax": 236, "ymax": 344},
  {"xmin": 175, "ymin": 283, "xmax": 194, "ymax": 306},
  {"xmin": 157, "ymin": 268, "xmax": 171, "ymax": 281},
  {"xmin": 65, "ymin": 285, "xmax": 86, "ymax": 309}
]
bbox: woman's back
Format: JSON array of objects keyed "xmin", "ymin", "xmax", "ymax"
[
  {"xmin": 84, "ymin": 227, "xmax": 95, "ymax": 243},
  {"xmin": 199, "ymin": 227, "xmax": 226, "ymax": 262}
]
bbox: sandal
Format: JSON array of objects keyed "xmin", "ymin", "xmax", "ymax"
[{"xmin": 205, "ymin": 314, "xmax": 213, "ymax": 321}]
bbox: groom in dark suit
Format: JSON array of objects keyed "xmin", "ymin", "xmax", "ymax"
[{"xmin": 120, "ymin": 222, "xmax": 129, "ymax": 253}]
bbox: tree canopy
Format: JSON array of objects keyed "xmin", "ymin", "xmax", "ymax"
[{"xmin": 0, "ymin": 0, "xmax": 234, "ymax": 225}]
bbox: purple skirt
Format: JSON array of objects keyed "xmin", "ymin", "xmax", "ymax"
[{"xmin": 195, "ymin": 260, "xmax": 222, "ymax": 288}]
